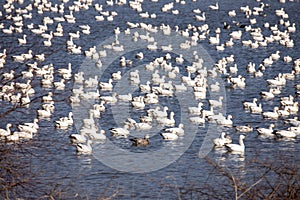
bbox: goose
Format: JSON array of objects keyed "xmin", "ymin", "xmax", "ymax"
[
  {"xmin": 213, "ymin": 132, "xmax": 232, "ymax": 147},
  {"xmin": 42, "ymin": 92, "xmax": 53, "ymax": 102},
  {"xmin": 130, "ymin": 134, "xmax": 150, "ymax": 146},
  {"xmin": 262, "ymin": 107, "xmax": 279, "ymax": 119},
  {"xmin": 250, "ymin": 103, "xmax": 262, "ymax": 114},
  {"xmin": 37, "ymin": 107, "xmax": 52, "ymax": 118},
  {"xmin": 257, "ymin": 124, "xmax": 275, "ymax": 137},
  {"xmin": 209, "ymin": 96, "xmax": 223, "ymax": 108},
  {"xmin": 69, "ymin": 132, "xmax": 87, "ymax": 144},
  {"xmin": 260, "ymin": 89, "xmax": 275, "ymax": 99},
  {"xmin": 274, "ymin": 129, "xmax": 297, "ymax": 139},
  {"xmin": 243, "ymin": 98, "xmax": 258, "ymax": 109},
  {"xmin": 149, "ymin": 106, "xmax": 169, "ymax": 118},
  {"xmin": 161, "ymin": 132, "xmax": 178, "ymax": 140},
  {"xmin": 209, "ymin": 2, "xmax": 219, "ymax": 10},
  {"xmin": 18, "ymin": 119, "xmax": 39, "ymax": 133},
  {"xmin": 156, "ymin": 112, "xmax": 175, "ymax": 126},
  {"xmin": 110, "ymin": 125, "xmax": 130, "ymax": 137},
  {"xmin": 13, "ymin": 131, "xmax": 33, "ymax": 140},
  {"xmin": 226, "ymin": 135, "xmax": 245, "ymax": 153},
  {"xmin": 235, "ymin": 124, "xmax": 253, "ymax": 133},
  {"xmin": 164, "ymin": 123, "xmax": 184, "ymax": 136},
  {"xmin": 216, "ymin": 115, "xmax": 233, "ymax": 126},
  {"xmin": 0, "ymin": 123, "xmax": 12, "ymax": 137},
  {"xmin": 189, "ymin": 114, "xmax": 206, "ymax": 124},
  {"xmin": 18, "ymin": 35, "xmax": 27, "ymax": 45},
  {"xmin": 100, "ymin": 93, "xmax": 117, "ymax": 104},
  {"xmin": 131, "ymin": 96, "xmax": 145, "ymax": 109},
  {"xmin": 99, "ymin": 79, "xmax": 113, "ymax": 90},
  {"xmin": 117, "ymin": 93, "xmax": 132, "ymax": 101},
  {"xmin": 285, "ymin": 117, "xmax": 300, "ymax": 127},
  {"xmin": 89, "ymin": 130, "xmax": 106, "ymax": 140},
  {"xmin": 54, "ymin": 79, "xmax": 65, "ymax": 90},
  {"xmin": 174, "ymin": 83, "xmax": 187, "ymax": 92},
  {"xmin": 5, "ymin": 134, "xmax": 20, "ymax": 142},
  {"xmin": 188, "ymin": 102, "xmax": 203, "ymax": 115},
  {"xmin": 139, "ymin": 81, "xmax": 151, "ymax": 92},
  {"xmin": 76, "ymin": 140, "xmax": 92, "ymax": 154},
  {"xmin": 111, "ymin": 71, "xmax": 122, "ymax": 80}
]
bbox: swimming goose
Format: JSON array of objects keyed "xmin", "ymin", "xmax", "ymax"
[
  {"xmin": 18, "ymin": 34, "xmax": 27, "ymax": 45},
  {"xmin": 18, "ymin": 118, "xmax": 39, "ymax": 134},
  {"xmin": 188, "ymin": 102, "xmax": 203, "ymax": 115},
  {"xmin": 0, "ymin": 123, "xmax": 12, "ymax": 137},
  {"xmin": 161, "ymin": 131, "xmax": 178, "ymax": 141},
  {"xmin": 257, "ymin": 124, "xmax": 275, "ymax": 137},
  {"xmin": 76, "ymin": 140, "xmax": 92, "ymax": 154},
  {"xmin": 216, "ymin": 115, "xmax": 233, "ymax": 126},
  {"xmin": 110, "ymin": 125, "xmax": 130, "ymax": 138},
  {"xmin": 243, "ymin": 98, "xmax": 258, "ymax": 109},
  {"xmin": 274, "ymin": 129, "xmax": 297, "ymax": 139},
  {"xmin": 89, "ymin": 130, "xmax": 106, "ymax": 140},
  {"xmin": 99, "ymin": 79, "xmax": 113, "ymax": 90},
  {"xmin": 226, "ymin": 135, "xmax": 245, "ymax": 153},
  {"xmin": 250, "ymin": 103, "xmax": 262, "ymax": 114},
  {"xmin": 130, "ymin": 134, "xmax": 150, "ymax": 146},
  {"xmin": 209, "ymin": 96, "xmax": 223, "ymax": 108},
  {"xmin": 209, "ymin": 2, "xmax": 219, "ymax": 10},
  {"xmin": 262, "ymin": 107, "xmax": 279, "ymax": 119},
  {"xmin": 213, "ymin": 132, "xmax": 232, "ymax": 147},
  {"xmin": 235, "ymin": 124, "xmax": 253, "ymax": 133},
  {"xmin": 156, "ymin": 112, "xmax": 175, "ymax": 126},
  {"xmin": 164, "ymin": 123, "xmax": 184, "ymax": 136},
  {"xmin": 69, "ymin": 131, "xmax": 87, "ymax": 144}
]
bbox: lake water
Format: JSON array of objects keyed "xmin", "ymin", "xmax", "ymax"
[{"xmin": 0, "ymin": 0, "xmax": 299, "ymax": 199}]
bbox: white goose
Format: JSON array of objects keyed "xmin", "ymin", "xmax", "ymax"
[
  {"xmin": 226, "ymin": 135, "xmax": 245, "ymax": 153},
  {"xmin": 89, "ymin": 130, "xmax": 106, "ymax": 140},
  {"xmin": 274, "ymin": 129, "xmax": 297, "ymax": 139},
  {"xmin": 99, "ymin": 79, "xmax": 113, "ymax": 90},
  {"xmin": 213, "ymin": 132, "xmax": 232, "ymax": 147},
  {"xmin": 164, "ymin": 123, "xmax": 184, "ymax": 136},
  {"xmin": 156, "ymin": 112, "xmax": 175, "ymax": 126},
  {"xmin": 188, "ymin": 102, "xmax": 203, "ymax": 115},
  {"xmin": 0, "ymin": 123, "xmax": 12, "ymax": 137},
  {"xmin": 69, "ymin": 132, "xmax": 87, "ymax": 144},
  {"xmin": 76, "ymin": 140, "xmax": 92, "ymax": 154},
  {"xmin": 257, "ymin": 124, "xmax": 275, "ymax": 137},
  {"xmin": 161, "ymin": 131, "xmax": 178, "ymax": 140},
  {"xmin": 262, "ymin": 107, "xmax": 279, "ymax": 119},
  {"xmin": 110, "ymin": 125, "xmax": 130, "ymax": 138}
]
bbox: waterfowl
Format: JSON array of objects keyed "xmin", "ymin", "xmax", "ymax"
[
  {"xmin": 99, "ymin": 79, "xmax": 113, "ymax": 90},
  {"xmin": 274, "ymin": 129, "xmax": 297, "ymax": 139},
  {"xmin": 89, "ymin": 130, "xmax": 106, "ymax": 140},
  {"xmin": 76, "ymin": 140, "xmax": 92, "ymax": 154},
  {"xmin": 156, "ymin": 112, "xmax": 175, "ymax": 126},
  {"xmin": 243, "ymin": 98, "xmax": 258, "ymax": 109},
  {"xmin": 188, "ymin": 102, "xmax": 203, "ymax": 115},
  {"xmin": 164, "ymin": 123, "xmax": 185, "ymax": 136},
  {"xmin": 213, "ymin": 132, "xmax": 232, "ymax": 147},
  {"xmin": 161, "ymin": 131, "xmax": 178, "ymax": 141},
  {"xmin": 209, "ymin": 2, "xmax": 219, "ymax": 10},
  {"xmin": 262, "ymin": 107, "xmax": 279, "ymax": 119},
  {"xmin": 18, "ymin": 35, "xmax": 27, "ymax": 45},
  {"xmin": 0, "ymin": 123, "xmax": 12, "ymax": 137},
  {"xmin": 235, "ymin": 124, "xmax": 253, "ymax": 133},
  {"xmin": 226, "ymin": 135, "xmax": 245, "ymax": 153},
  {"xmin": 130, "ymin": 134, "xmax": 150, "ymax": 146},
  {"xmin": 110, "ymin": 125, "xmax": 130, "ymax": 137},
  {"xmin": 257, "ymin": 124, "xmax": 275, "ymax": 137}
]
